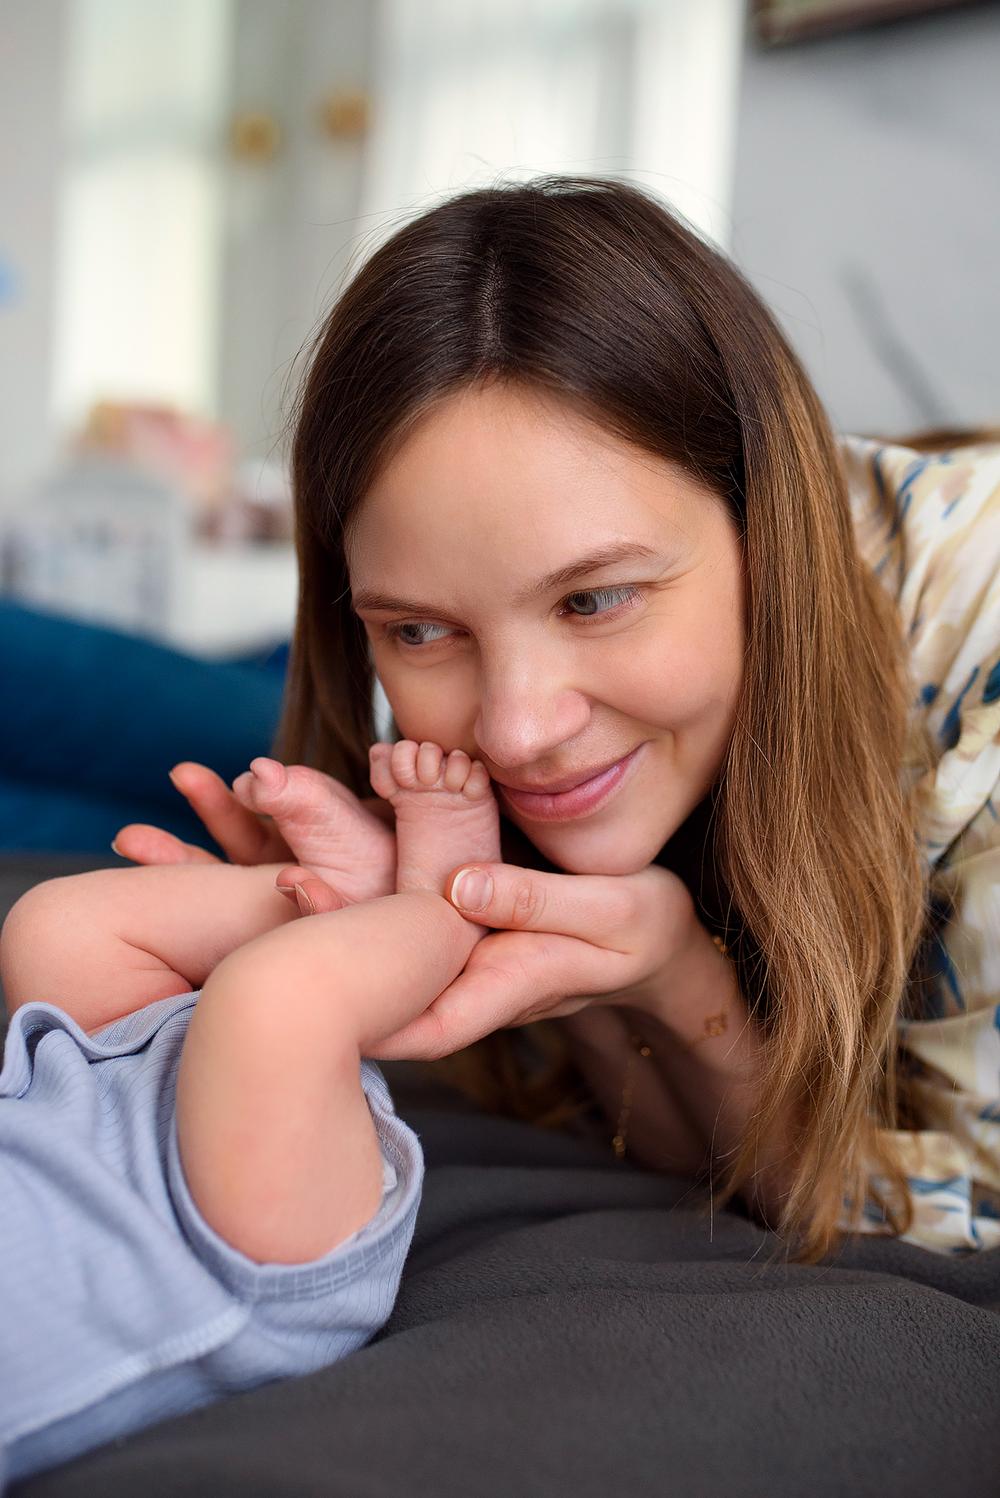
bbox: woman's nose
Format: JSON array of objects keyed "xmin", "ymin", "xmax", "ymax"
[{"xmin": 472, "ymin": 659, "xmax": 591, "ymax": 770}]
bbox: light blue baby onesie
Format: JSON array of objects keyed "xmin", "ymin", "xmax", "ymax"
[{"xmin": 0, "ymin": 991, "xmax": 424, "ymax": 1490}]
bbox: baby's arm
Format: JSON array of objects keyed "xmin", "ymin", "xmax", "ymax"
[
  {"xmin": 0, "ymin": 863, "xmax": 303, "ymax": 1034},
  {"xmin": 175, "ymin": 889, "xmax": 480, "ymax": 1263}
]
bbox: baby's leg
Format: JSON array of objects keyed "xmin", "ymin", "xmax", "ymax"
[
  {"xmin": 175, "ymin": 742, "xmax": 502, "ymax": 1263},
  {"xmin": 0, "ymin": 863, "xmax": 301, "ymax": 1035}
]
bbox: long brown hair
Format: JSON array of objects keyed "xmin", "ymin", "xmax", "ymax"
[{"xmin": 274, "ymin": 173, "xmax": 952, "ymax": 1266}]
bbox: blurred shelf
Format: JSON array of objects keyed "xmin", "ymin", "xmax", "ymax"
[
  {"xmin": 167, "ymin": 539, "xmax": 298, "ymax": 657},
  {"xmin": 1, "ymin": 457, "xmax": 299, "ymax": 658}
]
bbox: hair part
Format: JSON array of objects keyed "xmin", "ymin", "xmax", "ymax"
[{"xmin": 275, "ymin": 173, "xmax": 950, "ymax": 1266}]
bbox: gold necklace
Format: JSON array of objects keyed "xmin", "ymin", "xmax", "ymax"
[{"xmin": 612, "ymin": 933, "xmax": 732, "ymax": 1161}]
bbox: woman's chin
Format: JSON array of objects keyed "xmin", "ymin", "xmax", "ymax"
[
  {"xmin": 535, "ymin": 828, "xmax": 664, "ymax": 877},
  {"xmin": 502, "ymin": 803, "xmax": 671, "ymax": 877},
  {"xmin": 559, "ymin": 851, "xmax": 654, "ymax": 876}
]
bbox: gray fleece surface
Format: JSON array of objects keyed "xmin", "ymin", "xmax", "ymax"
[{"xmin": 3, "ymin": 855, "xmax": 999, "ymax": 1498}]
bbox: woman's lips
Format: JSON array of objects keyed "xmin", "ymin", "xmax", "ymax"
[{"xmin": 497, "ymin": 744, "xmax": 644, "ymax": 822}]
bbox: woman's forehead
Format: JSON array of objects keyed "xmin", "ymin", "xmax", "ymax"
[
  {"xmin": 346, "ymin": 475, "xmax": 695, "ymax": 587},
  {"xmin": 362, "ymin": 388, "xmax": 690, "ymax": 506},
  {"xmin": 344, "ymin": 385, "xmax": 727, "ymax": 589},
  {"xmin": 349, "ymin": 447, "xmax": 708, "ymax": 563}
]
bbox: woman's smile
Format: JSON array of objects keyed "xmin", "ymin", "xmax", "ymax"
[{"xmin": 494, "ymin": 743, "xmax": 646, "ymax": 821}]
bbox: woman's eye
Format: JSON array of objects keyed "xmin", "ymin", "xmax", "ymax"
[
  {"xmin": 384, "ymin": 620, "xmax": 453, "ymax": 648},
  {"xmin": 560, "ymin": 585, "xmax": 642, "ymax": 619},
  {"xmin": 383, "ymin": 585, "xmax": 643, "ymax": 649}
]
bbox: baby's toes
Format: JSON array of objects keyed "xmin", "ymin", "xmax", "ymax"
[
  {"xmin": 389, "ymin": 739, "xmax": 421, "ymax": 789},
  {"xmin": 461, "ymin": 759, "xmax": 493, "ymax": 801},
  {"xmin": 416, "ymin": 741, "xmax": 446, "ymax": 787},
  {"xmin": 232, "ymin": 758, "xmax": 286, "ymax": 813},
  {"xmin": 231, "ymin": 769, "xmax": 257, "ymax": 809},
  {"xmin": 442, "ymin": 748, "xmax": 472, "ymax": 792},
  {"xmin": 368, "ymin": 742, "xmax": 397, "ymax": 801}
]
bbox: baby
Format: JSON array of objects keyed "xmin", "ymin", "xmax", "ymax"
[{"xmin": 0, "ymin": 739, "xmax": 501, "ymax": 1489}]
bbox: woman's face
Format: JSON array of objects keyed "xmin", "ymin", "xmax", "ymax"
[{"xmin": 347, "ymin": 383, "xmax": 746, "ymax": 875}]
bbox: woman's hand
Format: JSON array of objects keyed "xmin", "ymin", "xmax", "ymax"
[
  {"xmin": 285, "ymin": 859, "xmax": 699, "ymax": 1062},
  {"xmin": 112, "ymin": 762, "xmax": 294, "ymax": 867}
]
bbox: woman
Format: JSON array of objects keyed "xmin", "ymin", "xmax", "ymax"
[{"xmin": 113, "ymin": 175, "xmax": 1000, "ymax": 1264}]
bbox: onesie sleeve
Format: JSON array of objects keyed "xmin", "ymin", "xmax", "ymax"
[{"xmin": 162, "ymin": 1053, "xmax": 425, "ymax": 1381}]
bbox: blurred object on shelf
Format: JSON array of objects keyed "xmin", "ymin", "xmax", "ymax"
[
  {"xmin": 72, "ymin": 400, "xmax": 294, "ymax": 544},
  {"xmin": 0, "ymin": 454, "xmax": 188, "ymax": 639},
  {"xmin": 0, "ymin": 409, "xmax": 298, "ymax": 656},
  {"xmin": 75, "ymin": 400, "xmax": 234, "ymax": 516},
  {"xmin": 319, "ymin": 88, "xmax": 371, "ymax": 141},
  {"xmin": 198, "ymin": 457, "xmax": 294, "ymax": 544},
  {"xmin": 229, "ymin": 110, "xmax": 282, "ymax": 162}
]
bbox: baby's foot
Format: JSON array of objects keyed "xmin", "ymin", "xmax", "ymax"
[
  {"xmin": 232, "ymin": 759, "xmax": 395, "ymax": 905},
  {"xmin": 368, "ymin": 740, "xmax": 501, "ymax": 908}
]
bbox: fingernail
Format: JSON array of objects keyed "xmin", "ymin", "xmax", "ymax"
[
  {"xmin": 168, "ymin": 768, "xmax": 182, "ymax": 790},
  {"xmin": 451, "ymin": 868, "xmax": 492, "ymax": 912},
  {"xmin": 110, "ymin": 840, "xmax": 123, "ymax": 857},
  {"xmin": 294, "ymin": 883, "xmax": 316, "ymax": 915}
]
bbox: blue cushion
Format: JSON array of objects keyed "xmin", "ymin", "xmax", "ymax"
[{"xmin": 0, "ymin": 602, "xmax": 286, "ymax": 853}]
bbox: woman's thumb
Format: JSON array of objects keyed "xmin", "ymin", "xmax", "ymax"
[
  {"xmin": 447, "ymin": 866, "xmax": 495, "ymax": 914},
  {"xmin": 446, "ymin": 861, "xmax": 632, "ymax": 947}
]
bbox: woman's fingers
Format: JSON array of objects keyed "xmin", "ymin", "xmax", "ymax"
[
  {"xmin": 444, "ymin": 861, "xmax": 641, "ymax": 950},
  {"xmin": 111, "ymin": 823, "xmax": 220, "ymax": 865},
  {"xmin": 113, "ymin": 761, "xmax": 295, "ymax": 867},
  {"xmin": 168, "ymin": 760, "xmax": 292, "ymax": 865},
  {"xmin": 364, "ymin": 863, "xmax": 699, "ymax": 1063}
]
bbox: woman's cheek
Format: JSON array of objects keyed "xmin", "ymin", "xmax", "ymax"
[
  {"xmin": 603, "ymin": 648, "xmax": 683, "ymax": 730},
  {"xmin": 377, "ymin": 664, "xmax": 466, "ymax": 747}
]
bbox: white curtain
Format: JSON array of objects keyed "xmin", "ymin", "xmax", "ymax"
[
  {"xmin": 357, "ymin": 0, "xmax": 744, "ymax": 253},
  {"xmin": 52, "ymin": 0, "xmax": 234, "ymax": 430}
]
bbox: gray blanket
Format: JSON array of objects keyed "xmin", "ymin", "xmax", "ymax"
[{"xmin": 4, "ymin": 857, "xmax": 999, "ymax": 1497}]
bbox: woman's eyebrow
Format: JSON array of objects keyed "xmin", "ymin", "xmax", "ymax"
[{"xmin": 351, "ymin": 541, "xmax": 664, "ymax": 614}]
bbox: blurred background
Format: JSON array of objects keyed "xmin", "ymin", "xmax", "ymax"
[{"xmin": 0, "ymin": 0, "xmax": 998, "ymax": 853}]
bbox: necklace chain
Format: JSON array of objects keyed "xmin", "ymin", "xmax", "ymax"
[{"xmin": 612, "ymin": 933, "xmax": 732, "ymax": 1161}]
